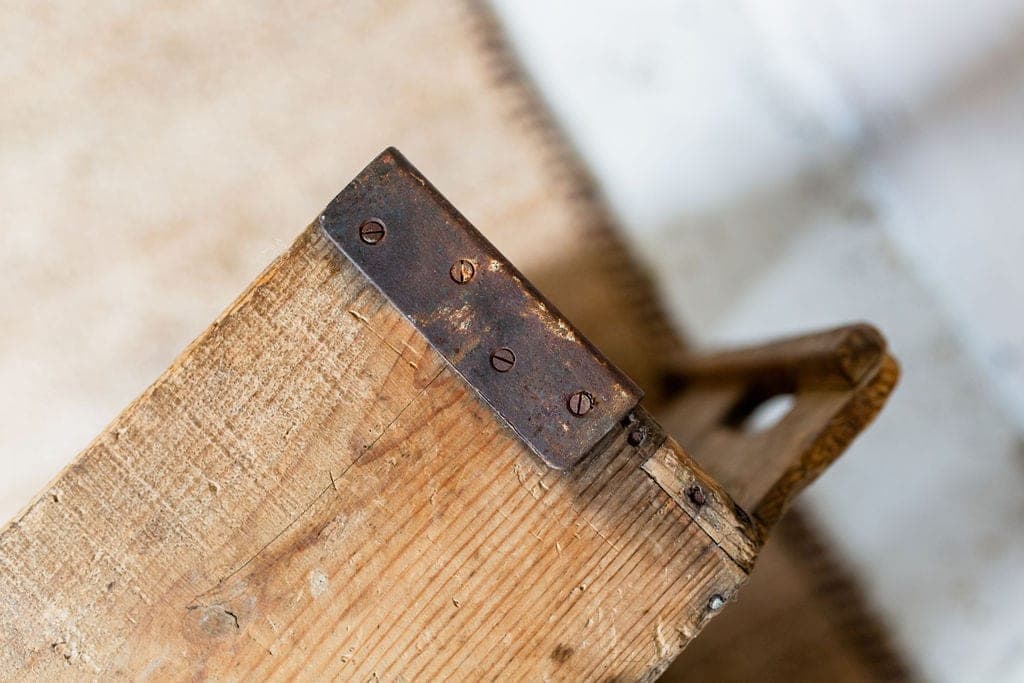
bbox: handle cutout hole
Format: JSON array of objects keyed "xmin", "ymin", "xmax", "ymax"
[{"xmin": 724, "ymin": 385, "xmax": 796, "ymax": 434}]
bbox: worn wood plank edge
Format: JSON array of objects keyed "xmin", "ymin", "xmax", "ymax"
[
  {"xmin": 640, "ymin": 438, "xmax": 761, "ymax": 572},
  {"xmin": 1, "ymin": 222, "xmax": 308, "ymax": 535}
]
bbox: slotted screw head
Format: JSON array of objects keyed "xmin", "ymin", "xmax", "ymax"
[
  {"xmin": 450, "ymin": 259, "xmax": 476, "ymax": 284},
  {"xmin": 567, "ymin": 391, "xmax": 594, "ymax": 416},
  {"xmin": 359, "ymin": 219, "xmax": 386, "ymax": 244},
  {"xmin": 490, "ymin": 347, "xmax": 516, "ymax": 372}
]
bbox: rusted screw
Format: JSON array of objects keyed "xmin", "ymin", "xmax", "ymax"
[
  {"xmin": 687, "ymin": 485, "xmax": 706, "ymax": 507},
  {"xmin": 627, "ymin": 426, "xmax": 647, "ymax": 447},
  {"xmin": 450, "ymin": 259, "xmax": 476, "ymax": 284},
  {"xmin": 708, "ymin": 594, "xmax": 725, "ymax": 611},
  {"xmin": 490, "ymin": 347, "xmax": 516, "ymax": 372},
  {"xmin": 567, "ymin": 391, "xmax": 594, "ymax": 416},
  {"xmin": 358, "ymin": 219, "xmax": 386, "ymax": 244}
]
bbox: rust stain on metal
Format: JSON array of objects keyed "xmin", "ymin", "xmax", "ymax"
[{"xmin": 319, "ymin": 147, "xmax": 643, "ymax": 469}]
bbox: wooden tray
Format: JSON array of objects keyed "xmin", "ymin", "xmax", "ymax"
[{"xmin": 0, "ymin": 152, "xmax": 896, "ymax": 680}]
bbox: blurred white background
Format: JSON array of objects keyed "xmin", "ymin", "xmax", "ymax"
[{"xmin": 491, "ymin": 1, "xmax": 1024, "ymax": 681}]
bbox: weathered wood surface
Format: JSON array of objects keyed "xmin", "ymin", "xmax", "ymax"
[
  {"xmin": 641, "ymin": 439, "xmax": 761, "ymax": 571},
  {"xmin": 670, "ymin": 511, "xmax": 915, "ymax": 683},
  {"xmin": 0, "ymin": 225, "xmax": 749, "ymax": 680}
]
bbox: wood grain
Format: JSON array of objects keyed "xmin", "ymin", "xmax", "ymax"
[
  {"xmin": 0, "ymin": 225, "xmax": 746, "ymax": 681},
  {"xmin": 641, "ymin": 439, "xmax": 761, "ymax": 571},
  {"xmin": 666, "ymin": 512, "xmax": 912, "ymax": 683}
]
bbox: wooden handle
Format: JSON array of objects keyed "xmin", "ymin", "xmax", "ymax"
[{"xmin": 659, "ymin": 324, "xmax": 899, "ymax": 530}]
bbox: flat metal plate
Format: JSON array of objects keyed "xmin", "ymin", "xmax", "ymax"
[{"xmin": 320, "ymin": 148, "xmax": 642, "ymax": 469}]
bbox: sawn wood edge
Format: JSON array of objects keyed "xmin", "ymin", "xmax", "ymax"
[{"xmin": 640, "ymin": 438, "xmax": 761, "ymax": 573}]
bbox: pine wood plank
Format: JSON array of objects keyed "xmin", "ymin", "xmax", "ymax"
[{"xmin": 0, "ymin": 225, "xmax": 746, "ymax": 680}]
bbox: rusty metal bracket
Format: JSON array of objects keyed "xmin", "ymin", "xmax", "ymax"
[{"xmin": 319, "ymin": 148, "xmax": 643, "ymax": 469}]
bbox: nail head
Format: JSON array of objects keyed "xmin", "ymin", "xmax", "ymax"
[{"xmin": 687, "ymin": 485, "xmax": 706, "ymax": 507}]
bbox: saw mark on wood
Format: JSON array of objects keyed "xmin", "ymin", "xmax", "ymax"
[
  {"xmin": 197, "ymin": 366, "xmax": 446, "ymax": 598},
  {"xmin": 360, "ymin": 366, "xmax": 446, "ymax": 456},
  {"xmin": 348, "ymin": 310, "xmax": 419, "ymax": 368},
  {"xmin": 201, "ymin": 481, "xmax": 334, "ymax": 596}
]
